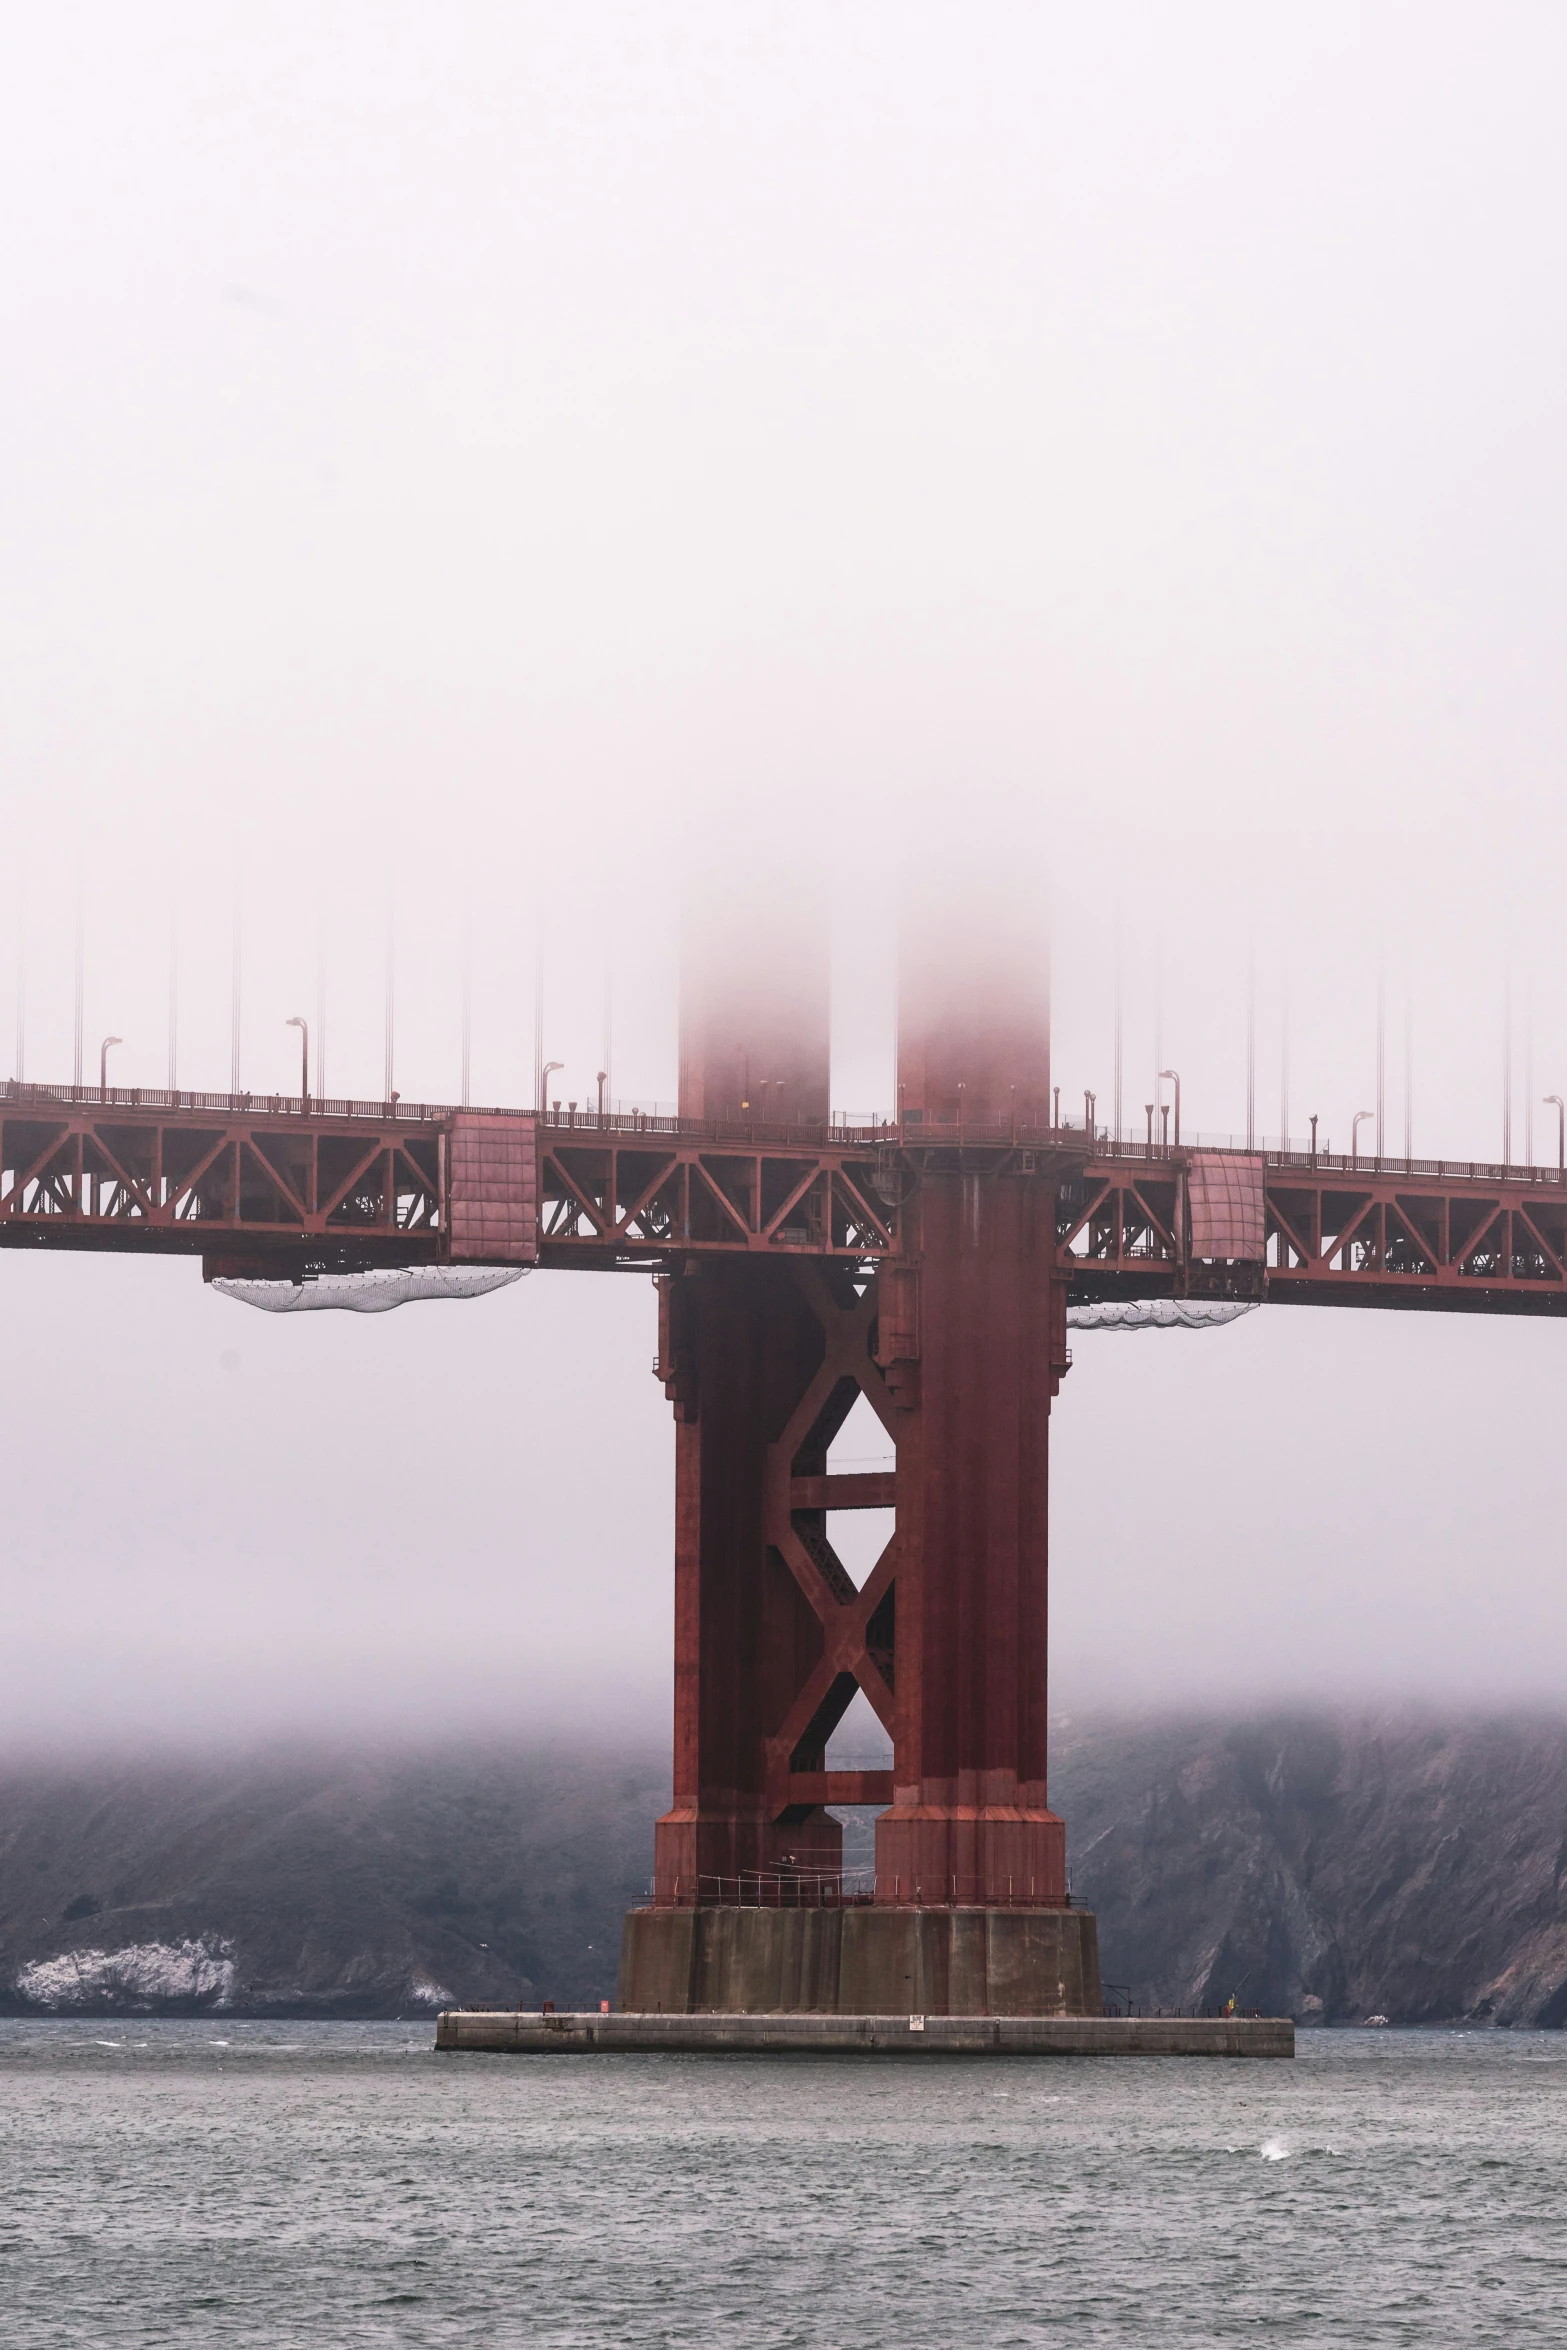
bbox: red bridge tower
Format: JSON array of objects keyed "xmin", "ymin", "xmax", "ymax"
[{"xmin": 624, "ymin": 879, "xmax": 1099, "ymax": 2016}]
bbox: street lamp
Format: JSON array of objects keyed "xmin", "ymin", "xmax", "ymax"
[
  {"xmin": 1351, "ymin": 1109, "xmax": 1375, "ymax": 1168},
  {"xmin": 1546, "ymin": 1095, "xmax": 1565, "ymax": 1180},
  {"xmin": 99, "ymin": 1036, "xmax": 122, "ymax": 1101},
  {"xmin": 596, "ymin": 1069, "xmax": 608, "ymax": 1121},
  {"xmin": 1158, "ymin": 1069, "xmax": 1181, "ymax": 1148},
  {"xmin": 541, "ymin": 1060, "xmax": 564, "ymax": 1119},
  {"xmin": 286, "ymin": 1016, "xmax": 309, "ymax": 1109}
]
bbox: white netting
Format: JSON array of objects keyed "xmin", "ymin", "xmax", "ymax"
[
  {"xmin": 212, "ymin": 1267, "xmax": 528, "ymax": 1315},
  {"xmin": 1066, "ymin": 1298, "xmax": 1258, "ymax": 1333}
]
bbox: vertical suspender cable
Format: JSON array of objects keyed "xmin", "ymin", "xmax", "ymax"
[
  {"xmin": 1375, "ymin": 947, "xmax": 1385, "ymax": 1161},
  {"xmin": 384, "ymin": 901, "xmax": 395, "ymax": 1103},
  {"xmin": 533, "ymin": 922, "xmax": 544, "ymax": 1113},
  {"xmin": 1112, "ymin": 903, "xmax": 1123, "ymax": 1146},
  {"xmin": 461, "ymin": 895, "xmax": 472, "ymax": 1110},
  {"xmin": 72, "ymin": 866, "xmax": 84, "ymax": 1091},
  {"xmin": 1525, "ymin": 968, "xmax": 1534, "ymax": 1169},
  {"xmin": 1502, "ymin": 965, "xmax": 1512, "ymax": 1169},
  {"xmin": 230, "ymin": 871, "xmax": 242, "ymax": 1098},
  {"xmin": 1246, "ymin": 933, "xmax": 1255, "ymax": 1151},
  {"xmin": 1152, "ymin": 928, "xmax": 1163, "ymax": 1146},
  {"xmin": 13, "ymin": 865, "xmax": 24, "ymax": 1084},
  {"xmin": 167, "ymin": 900, "xmax": 179, "ymax": 1091},
  {"xmin": 1279, "ymin": 951, "xmax": 1290, "ymax": 1155},
  {"xmin": 315, "ymin": 901, "xmax": 327, "ymax": 1103}
]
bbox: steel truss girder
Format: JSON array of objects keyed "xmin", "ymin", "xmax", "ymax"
[
  {"xmin": 536, "ymin": 1136, "xmax": 893, "ymax": 1261},
  {"xmin": 0, "ymin": 1101, "xmax": 442, "ymax": 1260},
  {"xmin": 13, "ymin": 1088, "xmax": 1567, "ymax": 1313},
  {"xmin": 1061, "ymin": 1155, "xmax": 1567, "ymax": 1313}
]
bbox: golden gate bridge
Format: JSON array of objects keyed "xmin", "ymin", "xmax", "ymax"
[{"xmin": 5, "ymin": 886, "xmax": 1564, "ymax": 2020}]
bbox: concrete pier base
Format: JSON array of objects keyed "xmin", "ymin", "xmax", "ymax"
[
  {"xmin": 436, "ymin": 2010, "xmax": 1294, "ymax": 2058},
  {"xmin": 616, "ymin": 1903, "xmax": 1102, "ymax": 2018}
]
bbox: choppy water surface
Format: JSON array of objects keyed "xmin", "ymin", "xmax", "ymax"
[{"xmin": 2, "ymin": 2022, "xmax": 1565, "ymax": 2346}]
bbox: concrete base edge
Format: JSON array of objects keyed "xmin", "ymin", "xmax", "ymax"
[
  {"xmin": 435, "ymin": 2011, "xmax": 1294, "ymax": 2058},
  {"xmin": 617, "ymin": 1903, "xmax": 1103, "ymax": 2018}
]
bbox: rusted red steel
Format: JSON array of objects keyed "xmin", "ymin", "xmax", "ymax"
[
  {"xmin": 872, "ymin": 888, "xmax": 1068, "ymax": 1909},
  {"xmin": 534, "ymin": 1128, "xmax": 893, "ymax": 1262},
  {"xmin": 0, "ymin": 1087, "xmax": 447, "ymax": 1264},
  {"xmin": 650, "ymin": 1253, "xmax": 899, "ymax": 1902},
  {"xmin": 651, "ymin": 929, "xmax": 900, "ymax": 1903},
  {"xmin": 13, "ymin": 1081, "xmax": 1567, "ymax": 1315},
  {"xmin": 1063, "ymin": 1145, "xmax": 1567, "ymax": 1314},
  {"xmin": 0, "ymin": 1085, "xmax": 890, "ymax": 1273},
  {"xmin": 654, "ymin": 871, "xmax": 1074, "ymax": 1912}
]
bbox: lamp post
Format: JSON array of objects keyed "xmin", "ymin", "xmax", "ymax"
[
  {"xmin": 99, "ymin": 1036, "xmax": 122, "ymax": 1101},
  {"xmin": 1352, "ymin": 1109, "xmax": 1375, "ymax": 1169},
  {"xmin": 1309, "ymin": 1112, "xmax": 1319, "ymax": 1168},
  {"xmin": 1084, "ymin": 1089, "xmax": 1096, "ymax": 1139},
  {"xmin": 541, "ymin": 1060, "xmax": 564, "ymax": 1120},
  {"xmin": 1547, "ymin": 1095, "xmax": 1565, "ymax": 1181},
  {"xmin": 1158, "ymin": 1069, "xmax": 1181, "ymax": 1148},
  {"xmin": 1144, "ymin": 1102, "xmax": 1154, "ymax": 1149},
  {"xmin": 286, "ymin": 1016, "xmax": 309, "ymax": 1110},
  {"xmin": 596, "ymin": 1069, "xmax": 608, "ymax": 1121}
]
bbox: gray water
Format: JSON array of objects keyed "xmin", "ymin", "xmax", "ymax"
[{"xmin": 2, "ymin": 2021, "xmax": 1564, "ymax": 2345}]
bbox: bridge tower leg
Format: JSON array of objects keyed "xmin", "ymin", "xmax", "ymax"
[
  {"xmin": 874, "ymin": 889, "xmax": 1070, "ymax": 1906},
  {"xmin": 649, "ymin": 893, "xmax": 845, "ymax": 1906}
]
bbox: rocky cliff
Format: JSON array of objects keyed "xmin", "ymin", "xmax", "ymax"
[
  {"xmin": 7, "ymin": 1713, "xmax": 1567, "ymax": 2022},
  {"xmin": 0, "ymin": 1742, "xmax": 666, "ymax": 2017},
  {"xmin": 1053, "ymin": 1708, "xmax": 1567, "ymax": 2024}
]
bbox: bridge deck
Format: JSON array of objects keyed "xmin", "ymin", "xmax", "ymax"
[{"xmin": 4, "ymin": 1081, "xmax": 1567, "ymax": 1313}]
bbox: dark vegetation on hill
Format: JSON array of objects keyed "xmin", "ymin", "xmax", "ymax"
[
  {"xmin": 6, "ymin": 1712, "xmax": 1567, "ymax": 2022},
  {"xmin": 1053, "ymin": 1709, "xmax": 1567, "ymax": 2025},
  {"xmin": 0, "ymin": 1743, "xmax": 666, "ymax": 2017}
]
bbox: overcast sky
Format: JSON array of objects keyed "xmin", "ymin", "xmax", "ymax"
[{"xmin": 6, "ymin": 3, "xmax": 1567, "ymax": 1747}]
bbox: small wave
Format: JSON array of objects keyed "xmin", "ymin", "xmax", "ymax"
[{"xmin": 1259, "ymin": 2137, "xmax": 1290, "ymax": 2161}]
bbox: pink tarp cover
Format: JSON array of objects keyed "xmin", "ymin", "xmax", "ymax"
[{"xmin": 1187, "ymin": 1152, "xmax": 1266, "ymax": 1261}]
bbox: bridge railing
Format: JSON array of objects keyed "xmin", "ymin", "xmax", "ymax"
[
  {"xmin": 10, "ymin": 1076, "xmax": 1565, "ymax": 1187},
  {"xmin": 0, "ymin": 1078, "xmax": 482, "ymax": 1124},
  {"xmin": 0, "ymin": 1079, "xmax": 901, "ymax": 1147},
  {"xmin": 1084, "ymin": 1134, "xmax": 1567, "ymax": 1186},
  {"xmin": 647, "ymin": 1872, "xmax": 1074, "ymax": 1909}
]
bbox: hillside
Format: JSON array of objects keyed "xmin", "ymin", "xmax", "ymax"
[
  {"xmin": 6, "ymin": 1713, "xmax": 1567, "ymax": 2022},
  {"xmin": 0, "ymin": 1742, "xmax": 667, "ymax": 2017},
  {"xmin": 1053, "ymin": 1708, "xmax": 1567, "ymax": 2025}
]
